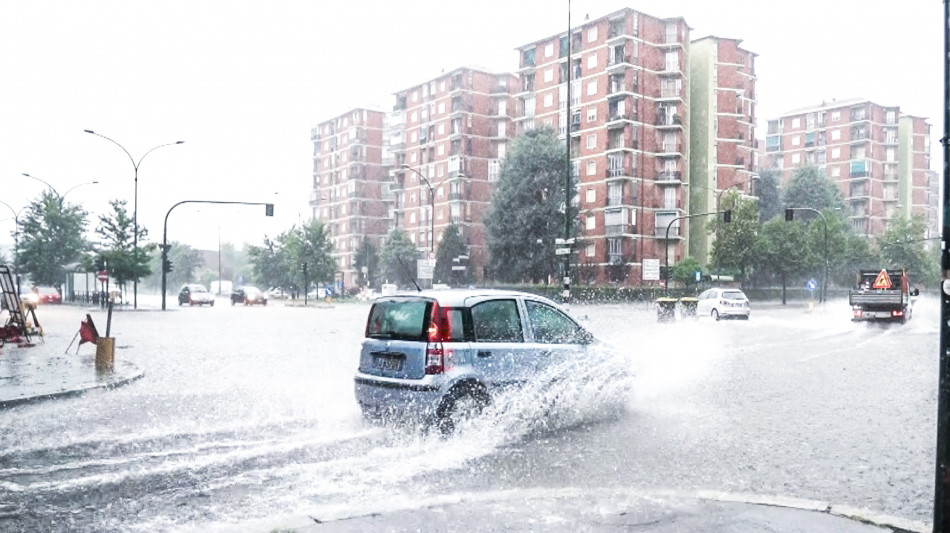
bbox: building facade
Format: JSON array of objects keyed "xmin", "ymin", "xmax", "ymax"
[
  {"xmin": 764, "ymin": 99, "xmax": 932, "ymax": 239},
  {"xmin": 388, "ymin": 68, "xmax": 518, "ymax": 282},
  {"xmin": 514, "ymin": 7, "xmax": 692, "ymax": 285},
  {"xmin": 687, "ymin": 36, "xmax": 758, "ymax": 265},
  {"xmin": 310, "ymin": 109, "xmax": 389, "ymax": 289}
]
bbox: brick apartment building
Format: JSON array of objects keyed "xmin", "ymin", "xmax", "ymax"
[
  {"xmin": 764, "ymin": 99, "xmax": 933, "ymax": 239},
  {"xmin": 310, "ymin": 109, "xmax": 390, "ymax": 289},
  {"xmin": 687, "ymin": 36, "xmax": 758, "ymax": 265},
  {"xmin": 514, "ymin": 7, "xmax": 695, "ymax": 284},
  {"xmin": 388, "ymin": 68, "xmax": 519, "ymax": 281}
]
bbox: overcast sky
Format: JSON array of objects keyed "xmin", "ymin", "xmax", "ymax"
[{"xmin": 0, "ymin": 0, "xmax": 942, "ymax": 252}]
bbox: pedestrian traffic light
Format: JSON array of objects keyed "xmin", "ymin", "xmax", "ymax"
[
  {"xmin": 723, "ymin": 209, "xmax": 732, "ymax": 223},
  {"xmin": 785, "ymin": 208, "xmax": 794, "ymax": 221}
]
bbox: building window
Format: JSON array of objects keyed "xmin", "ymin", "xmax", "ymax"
[
  {"xmin": 586, "ymin": 188, "xmax": 596, "ymax": 203},
  {"xmin": 545, "ymin": 42, "xmax": 554, "ymax": 57},
  {"xmin": 586, "ymin": 80, "xmax": 598, "ymax": 96},
  {"xmin": 831, "ymin": 166, "xmax": 841, "ymax": 177},
  {"xmin": 832, "ymin": 148, "xmax": 841, "ymax": 159},
  {"xmin": 588, "ymin": 26, "xmax": 597, "ymax": 42},
  {"xmin": 438, "ymin": 123, "xmax": 445, "ymax": 135},
  {"xmin": 437, "ymin": 102, "xmax": 445, "ymax": 114},
  {"xmin": 791, "ymin": 153, "xmax": 800, "ymax": 164},
  {"xmin": 488, "ymin": 159, "xmax": 500, "ymax": 182},
  {"xmin": 586, "ymin": 244, "xmax": 596, "ymax": 258},
  {"xmin": 791, "ymin": 117, "xmax": 800, "ymax": 128},
  {"xmin": 544, "ymin": 68, "xmax": 554, "ymax": 83},
  {"xmin": 438, "ymin": 144, "xmax": 445, "ymax": 156},
  {"xmin": 831, "ymin": 129, "xmax": 841, "ymax": 141},
  {"xmin": 544, "ymin": 93, "xmax": 553, "ymax": 108},
  {"xmin": 586, "ymin": 160, "xmax": 596, "ymax": 175},
  {"xmin": 792, "ymin": 136, "xmax": 800, "ymax": 146},
  {"xmin": 586, "ymin": 214, "xmax": 596, "ymax": 230},
  {"xmin": 586, "ymin": 134, "xmax": 596, "ymax": 149},
  {"xmin": 587, "ymin": 107, "xmax": 597, "ymax": 122},
  {"xmin": 497, "ymin": 143, "xmax": 506, "ymax": 159},
  {"xmin": 587, "ymin": 53, "xmax": 597, "ymax": 69},
  {"xmin": 832, "ymin": 111, "xmax": 840, "ymax": 122}
]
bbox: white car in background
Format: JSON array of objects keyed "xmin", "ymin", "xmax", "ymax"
[{"xmin": 696, "ymin": 288, "xmax": 751, "ymax": 321}]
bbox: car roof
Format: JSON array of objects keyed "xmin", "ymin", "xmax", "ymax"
[{"xmin": 374, "ymin": 288, "xmax": 558, "ymax": 308}]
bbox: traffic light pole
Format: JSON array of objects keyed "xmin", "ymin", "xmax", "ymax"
[
  {"xmin": 664, "ymin": 209, "xmax": 729, "ymax": 295},
  {"xmin": 161, "ymin": 200, "xmax": 274, "ymax": 310}
]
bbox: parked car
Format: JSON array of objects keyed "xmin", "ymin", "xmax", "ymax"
[
  {"xmin": 266, "ymin": 287, "xmax": 287, "ymax": 299},
  {"xmin": 178, "ymin": 284, "xmax": 215, "ymax": 306},
  {"xmin": 353, "ymin": 289, "xmax": 616, "ymax": 434},
  {"xmin": 231, "ymin": 285, "xmax": 267, "ymax": 306},
  {"xmin": 695, "ymin": 287, "xmax": 751, "ymax": 320}
]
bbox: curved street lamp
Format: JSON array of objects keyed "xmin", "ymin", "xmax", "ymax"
[
  {"xmin": 21, "ymin": 172, "xmax": 59, "ymax": 197},
  {"xmin": 84, "ymin": 130, "xmax": 184, "ymax": 309},
  {"xmin": 400, "ymin": 164, "xmax": 435, "ymax": 254},
  {"xmin": 0, "ymin": 200, "xmax": 27, "ymax": 294},
  {"xmin": 61, "ymin": 181, "xmax": 99, "ymax": 201}
]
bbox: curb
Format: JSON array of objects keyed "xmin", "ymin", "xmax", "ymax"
[
  {"xmin": 0, "ymin": 364, "xmax": 145, "ymax": 409},
  {"xmin": 280, "ymin": 487, "xmax": 929, "ymax": 532}
]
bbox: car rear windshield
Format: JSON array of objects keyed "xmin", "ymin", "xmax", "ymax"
[
  {"xmin": 365, "ymin": 299, "xmax": 430, "ymax": 341},
  {"xmin": 723, "ymin": 291, "xmax": 746, "ymax": 300}
]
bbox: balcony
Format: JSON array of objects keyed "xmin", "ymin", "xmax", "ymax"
[
  {"xmin": 607, "ymin": 165, "xmax": 634, "ymax": 178},
  {"xmin": 659, "ymin": 142, "xmax": 683, "ymax": 155},
  {"xmin": 310, "ymin": 127, "xmax": 320, "ymax": 142},
  {"xmin": 657, "ymin": 114, "xmax": 683, "ymax": 129},
  {"xmin": 605, "ymin": 223, "xmax": 631, "ymax": 236},
  {"xmin": 657, "ymin": 171, "xmax": 683, "ymax": 184},
  {"xmin": 606, "ymin": 55, "xmax": 634, "ymax": 72}
]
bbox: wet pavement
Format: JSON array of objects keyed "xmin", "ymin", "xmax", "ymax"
[
  {"xmin": 0, "ymin": 307, "xmax": 144, "ymax": 408},
  {"xmin": 0, "ymin": 298, "xmax": 934, "ymax": 533}
]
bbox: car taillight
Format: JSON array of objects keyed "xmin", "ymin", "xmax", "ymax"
[
  {"xmin": 425, "ymin": 302, "xmax": 456, "ymax": 374},
  {"xmin": 891, "ymin": 310, "xmax": 904, "ymax": 317}
]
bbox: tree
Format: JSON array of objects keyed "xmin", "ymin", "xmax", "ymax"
[
  {"xmin": 783, "ymin": 165, "xmax": 845, "ymax": 218},
  {"xmin": 672, "ymin": 256, "xmax": 703, "ymax": 285},
  {"xmin": 17, "ymin": 191, "xmax": 88, "ymax": 286},
  {"xmin": 755, "ymin": 169, "xmax": 783, "ymax": 223},
  {"xmin": 354, "ymin": 236, "xmax": 380, "ymax": 288},
  {"xmin": 433, "ymin": 223, "xmax": 471, "ymax": 286},
  {"xmin": 707, "ymin": 191, "xmax": 759, "ymax": 281},
  {"xmin": 296, "ymin": 218, "xmax": 336, "ymax": 293},
  {"xmin": 485, "ymin": 127, "xmax": 572, "ymax": 284},
  {"xmin": 755, "ymin": 216, "xmax": 808, "ymax": 304},
  {"xmin": 877, "ymin": 215, "xmax": 939, "ymax": 284},
  {"xmin": 95, "ymin": 199, "xmax": 155, "ymax": 295},
  {"xmin": 380, "ymin": 228, "xmax": 419, "ymax": 288}
]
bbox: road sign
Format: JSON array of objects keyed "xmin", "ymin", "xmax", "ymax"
[
  {"xmin": 417, "ymin": 259, "xmax": 434, "ymax": 280},
  {"xmin": 555, "ymin": 248, "xmax": 571, "ymax": 255},
  {"xmin": 873, "ymin": 269, "xmax": 892, "ymax": 289},
  {"xmin": 642, "ymin": 259, "xmax": 660, "ymax": 281},
  {"xmin": 451, "ymin": 266, "xmax": 466, "ymax": 271},
  {"xmin": 806, "ymin": 279, "xmax": 818, "ymax": 291},
  {"xmin": 97, "ymin": 270, "xmax": 108, "ymax": 282}
]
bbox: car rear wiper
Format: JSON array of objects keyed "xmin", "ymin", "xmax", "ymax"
[{"xmin": 367, "ymin": 332, "xmax": 394, "ymax": 339}]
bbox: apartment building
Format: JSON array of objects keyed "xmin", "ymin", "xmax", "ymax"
[
  {"xmin": 764, "ymin": 99, "xmax": 932, "ymax": 238},
  {"xmin": 688, "ymin": 36, "xmax": 758, "ymax": 265},
  {"xmin": 310, "ymin": 108, "xmax": 390, "ymax": 289},
  {"xmin": 514, "ymin": 7, "xmax": 691, "ymax": 285},
  {"xmin": 389, "ymin": 68, "xmax": 518, "ymax": 281}
]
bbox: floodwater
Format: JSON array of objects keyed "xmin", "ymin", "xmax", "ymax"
[{"xmin": 0, "ymin": 295, "xmax": 938, "ymax": 531}]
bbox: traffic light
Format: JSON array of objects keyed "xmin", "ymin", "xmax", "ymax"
[
  {"xmin": 265, "ymin": 203, "xmax": 274, "ymax": 217},
  {"xmin": 162, "ymin": 258, "xmax": 174, "ymax": 274},
  {"xmin": 785, "ymin": 208, "xmax": 794, "ymax": 221},
  {"xmin": 723, "ymin": 209, "xmax": 732, "ymax": 223}
]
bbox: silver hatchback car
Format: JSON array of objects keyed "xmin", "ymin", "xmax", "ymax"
[{"xmin": 354, "ymin": 289, "xmax": 602, "ymax": 433}]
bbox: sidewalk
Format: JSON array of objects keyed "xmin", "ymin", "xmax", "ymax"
[{"xmin": 0, "ymin": 305, "xmax": 144, "ymax": 408}]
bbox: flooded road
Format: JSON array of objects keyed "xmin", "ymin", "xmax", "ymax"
[{"xmin": 0, "ymin": 295, "xmax": 937, "ymax": 531}]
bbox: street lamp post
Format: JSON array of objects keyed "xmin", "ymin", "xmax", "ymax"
[
  {"xmin": 85, "ymin": 130, "xmax": 184, "ymax": 309},
  {"xmin": 664, "ymin": 210, "xmax": 729, "ymax": 295},
  {"xmin": 401, "ymin": 164, "xmax": 435, "ymax": 254},
  {"xmin": 785, "ymin": 207, "xmax": 829, "ymax": 303},
  {"xmin": 0, "ymin": 200, "xmax": 25, "ymax": 295},
  {"xmin": 21, "ymin": 173, "xmax": 59, "ymax": 196}
]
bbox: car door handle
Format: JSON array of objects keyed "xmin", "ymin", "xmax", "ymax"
[{"xmin": 477, "ymin": 350, "xmax": 492, "ymax": 358}]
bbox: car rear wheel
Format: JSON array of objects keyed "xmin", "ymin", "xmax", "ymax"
[
  {"xmin": 712, "ymin": 309, "xmax": 720, "ymax": 321},
  {"xmin": 437, "ymin": 384, "xmax": 490, "ymax": 436}
]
